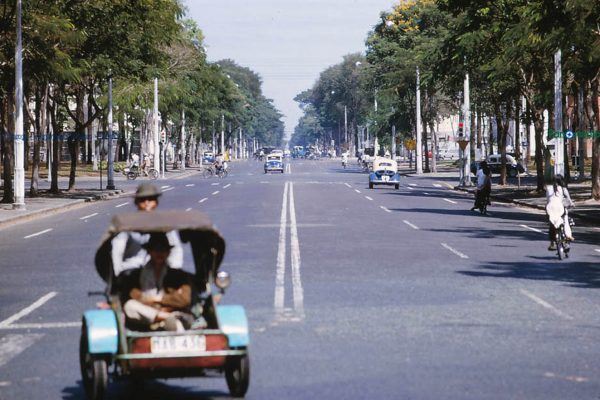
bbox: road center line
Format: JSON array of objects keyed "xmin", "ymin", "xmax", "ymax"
[
  {"xmin": 288, "ymin": 182, "xmax": 305, "ymax": 320},
  {"xmin": 24, "ymin": 228, "xmax": 53, "ymax": 239},
  {"xmin": 403, "ymin": 220, "xmax": 420, "ymax": 230},
  {"xmin": 520, "ymin": 289, "xmax": 574, "ymax": 320},
  {"xmin": 0, "ymin": 292, "xmax": 57, "ymax": 327},
  {"xmin": 443, "ymin": 198, "xmax": 457, "ymax": 204},
  {"xmin": 441, "ymin": 243, "xmax": 469, "ymax": 259},
  {"xmin": 79, "ymin": 212, "xmax": 98, "ymax": 220},
  {"xmin": 274, "ymin": 182, "xmax": 289, "ymax": 316},
  {"xmin": 365, "ymin": 196, "xmax": 373, "ymax": 201},
  {"xmin": 115, "ymin": 202, "xmax": 129, "ymax": 208},
  {"xmin": 520, "ymin": 224, "xmax": 544, "ymax": 233}
]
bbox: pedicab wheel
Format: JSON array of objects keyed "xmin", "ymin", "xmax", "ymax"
[
  {"xmin": 126, "ymin": 172, "xmax": 137, "ymax": 180},
  {"xmin": 80, "ymin": 331, "xmax": 108, "ymax": 400},
  {"xmin": 225, "ymin": 354, "xmax": 250, "ymax": 398},
  {"xmin": 149, "ymin": 169, "xmax": 159, "ymax": 180}
]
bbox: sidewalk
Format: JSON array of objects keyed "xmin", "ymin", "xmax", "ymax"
[
  {"xmin": 399, "ymin": 161, "xmax": 600, "ymax": 225},
  {"xmin": 0, "ymin": 165, "xmax": 202, "ymax": 228}
]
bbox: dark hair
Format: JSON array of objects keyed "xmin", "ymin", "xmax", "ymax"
[{"xmin": 553, "ymin": 174, "xmax": 566, "ymax": 193}]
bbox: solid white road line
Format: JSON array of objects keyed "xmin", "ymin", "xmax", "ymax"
[
  {"xmin": 403, "ymin": 220, "xmax": 420, "ymax": 230},
  {"xmin": 79, "ymin": 212, "xmax": 98, "ymax": 220},
  {"xmin": 274, "ymin": 182, "xmax": 289, "ymax": 315},
  {"xmin": 288, "ymin": 182, "xmax": 305, "ymax": 320},
  {"xmin": 0, "ymin": 292, "xmax": 57, "ymax": 327},
  {"xmin": 23, "ymin": 228, "xmax": 53, "ymax": 239},
  {"xmin": 520, "ymin": 289, "xmax": 574, "ymax": 320},
  {"xmin": 443, "ymin": 198, "xmax": 457, "ymax": 204},
  {"xmin": 115, "ymin": 202, "xmax": 129, "ymax": 208},
  {"xmin": 520, "ymin": 224, "xmax": 543, "ymax": 233},
  {"xmin": 355, "ymin": 189, "xmax": 361, "ymax": 193},
  {"xmin": 441, "ymin": 243, "xmax": 469, "ymax": 259},
  {"xmin": 0, "ymin": 334, "xmax": 44, "ymax": 368},
  {"xmin": 286, "ymin": 163, "xmax": 292, "ymax": 174},
  {"xmin": 365, "ymin": 196, "xmax": 373, "ymax": 201},
  {"xmin": 380, "ymin": 206, "xmax": 392, "ymax": 213},
  {"xmin": 344, "ymin": 183, "xmax": 352, "ymax": 188},
  {"xmin": 223, "ymin": 183, "xmax": 231, "ymax": 189},
  {"xmin": 199, "ymin": 198, "xmax": 208, "ymax": 203},
  {"xmin": 212, "ymin": 191, "xmax": 220, "ymax": 195}
]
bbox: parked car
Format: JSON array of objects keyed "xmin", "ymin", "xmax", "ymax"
[
  {"xmin": 264, "ymin": 154, "xmax": 284, "ymax": 173},
  {"xmin": 369, "ymin": 157, "xmax": 400, "ymax": 189},
  {"xmin": 471, "ymin": 154, "xmax": 525, "ymax": 177}
]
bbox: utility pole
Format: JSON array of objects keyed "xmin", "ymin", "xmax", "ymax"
[
  {"xmin": 13, "ymin": 0, "xmax": 25, "ymax": 209},
  {"xmin": 220, "ymin": 114, "xmax": 225, "ymax": 155},
  {"xmin": 106, "ymin": 76, "xmax": 115, "ymax": 189},
  {"xmin": 416, "ymin": 67, "xmax": 423, "ymax": 174},
  {"xmin": 181, "ymin": 109, "xmax": 186, "ymax": 170},
  {"xmin": 462, "ymin": 72, "xmax": 472, "ymax": 186},
  {"xmin": 153, "ymin": 78, "xmax": 160, "ymax": 174},
  {"xmin": 344, "ymin": 105, "xmax": 348, "ymax": 146},
  {"xmin": 554, "ymin": 49, "xmax": 564, "ymax": 176}
]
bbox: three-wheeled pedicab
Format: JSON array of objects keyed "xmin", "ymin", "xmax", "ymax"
[{"xmin": 79, "ymin": 210, "xmax": 250, "ymax": 399}]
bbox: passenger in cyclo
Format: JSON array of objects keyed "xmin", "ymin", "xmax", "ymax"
[{"xmin": 121, "ymin": 233, "xmax": 195, "ymax": 332}]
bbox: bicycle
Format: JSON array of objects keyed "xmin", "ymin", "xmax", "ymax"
[
  {"xmin": 124, "ymin": 165, "xmax": 158, "ymax": 180},
  {"xmin": 202, "ymin": 165, "xmax": 228, "ymax": 178},
  {"xmin": 552, "ymin": 216, "xmax": 574, "ymax": 260}
]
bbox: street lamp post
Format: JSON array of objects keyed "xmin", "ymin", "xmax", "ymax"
[
  {"xmin": 416, "ymin": 67, "xmax": 423, "ymax": 174},
  {"xmin": 13, "ymin": 0, "xmax": 25, "ymax": 209},
  {"xmin": 106, "ymin": 76, "xmax": 115, "ymax": 190},
  {"xmin": 153, "ymin": 78, "xmax": 160, "ymax": 176}
]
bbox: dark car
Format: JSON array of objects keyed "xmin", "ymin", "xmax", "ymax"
[{"xmin": 471, "ymin": 154, "xmax": 525, "ymax": 177}]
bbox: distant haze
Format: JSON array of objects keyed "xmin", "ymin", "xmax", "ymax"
[{"xmin": 183, "ymin": 0, "xmax": 394, "ymax": 139}]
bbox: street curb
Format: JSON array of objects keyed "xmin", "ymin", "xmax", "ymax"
[{"xmin": 0, "ymin": 189, "xmax": 124, "ymax": 229}]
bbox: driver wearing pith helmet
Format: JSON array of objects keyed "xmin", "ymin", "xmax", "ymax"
[{"xmin": 134, "ymin": 183, "xmax": 162, "ymax": 211}]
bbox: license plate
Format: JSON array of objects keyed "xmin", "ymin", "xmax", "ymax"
[
  {"xmin": 151, "ymin": 335, "xmax": 206, "ymax": 354},
  {"xmin": 382, "ymin": 175, "xmax": 389, "ymax": 182}
]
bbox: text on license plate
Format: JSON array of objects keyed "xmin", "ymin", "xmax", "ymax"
[
  {"xmin": 151, "ymin": 335, "xmax": 206, "ymax": 353},
  {"xmin": 382, "ymin": 175, "xmax": 389, "ymax": 182}
]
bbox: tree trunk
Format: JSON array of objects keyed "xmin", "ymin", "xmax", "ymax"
[
  {"xmin": 430, "ymin": 120, "xmax": 437, "ymax": 173},
  {"xmin": 589, "ymin": 78, "xmax": 600, "ymax": 199},
  {"xmin": 30, "ymin": 83, "xmax": 49, "ymax": 197},
  {"xmin": 2, "ymin": 94, "xmax": 15, "ymax": 203},
  {"xmin": 68, "ymin": 88, "xmax": 86, "ymax": 191},
  {"xmin": 534, "ymin": 117, "xmax": 545, "ymax": 192}
]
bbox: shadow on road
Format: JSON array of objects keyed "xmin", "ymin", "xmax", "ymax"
[{"xmin": 458, "ymin": 260, "xmax": 600, "ymax": 289}]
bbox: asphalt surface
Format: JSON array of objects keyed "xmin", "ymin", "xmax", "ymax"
[{"xmin": 1, "ymin": 159, "xmax": 600, "ymax": 399}]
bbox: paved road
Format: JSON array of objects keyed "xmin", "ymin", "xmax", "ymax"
[{"xmin": 1, "ymin": 159, "xmax": 599, "ymax": 399}]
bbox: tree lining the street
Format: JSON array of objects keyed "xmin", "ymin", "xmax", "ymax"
[
  {"xmin": 0, "ymin": 0, "xmax": 283, "ymax": 202},
  {"xmin": 293, "ymin": 0, "xmax": 600, "ymax": 197}
]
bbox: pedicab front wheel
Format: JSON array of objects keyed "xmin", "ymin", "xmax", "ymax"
[
  {"xmin": 79, "ymin": 331, "xmax": 108, "ymax": 400},
  {"xmin": 225, "ymin": 353, "xmax": 250, "ymax": 398}
]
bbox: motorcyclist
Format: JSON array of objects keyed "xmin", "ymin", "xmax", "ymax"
[{"xmin": 546, "ymin": 174, "xmax": 575, "ymax": 250}]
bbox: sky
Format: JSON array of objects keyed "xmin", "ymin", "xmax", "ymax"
[{"xmin": 183, "ymin": 0, "xmax": 395, "ymax": 138}]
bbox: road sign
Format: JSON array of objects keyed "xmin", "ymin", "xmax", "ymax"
[
  {"xmin": 457, "ymin": 139, "xmax": 469, "ymax": 151},
  {"xmin": 405, "ymin": 139, "xmax": 416, "ymax": 151}
]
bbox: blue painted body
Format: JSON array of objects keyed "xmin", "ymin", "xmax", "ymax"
[
  {"xmin": 83, "ymin": 309, "xmax": 119, "ymax": 355},
  {"xmin": 369, "ymin": 171, "xmax": 401, "ymax": 185},
  {"xmin": 264, "ymin": 160, "xmax": 284, "ymax": 172},
  {"xmin": 216, "ymin": 305, "xmax": 249, "ymax": 347}
]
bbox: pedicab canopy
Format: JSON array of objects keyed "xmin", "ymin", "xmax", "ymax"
[{"xmin": 95, "ymin": 210, "xmax": 225, "ymax": 288}]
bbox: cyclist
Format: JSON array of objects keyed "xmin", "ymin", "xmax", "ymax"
[{"xmin": 546, "ymin": 174, "xmax": 575, "ymax": 250}]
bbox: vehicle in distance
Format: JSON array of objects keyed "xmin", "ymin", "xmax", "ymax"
[
  {"xmin": 202, "ymin": 151, "xmax": 215, "ymax": 164},
  {"xmin": 471, "ymin": 154, "xmax": 525, "ymax": 177},
  {"xmin": 369, "ymin": 157, "xmax": 400, "ymax": 189},
  {"xmin": 264, "ymin": 154, "xmax": 284, "ymax": 173}
]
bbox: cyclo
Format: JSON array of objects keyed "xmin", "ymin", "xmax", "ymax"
[{"xmin": 79, "ymin": 210, "xmax": 250, "ymax": 399}]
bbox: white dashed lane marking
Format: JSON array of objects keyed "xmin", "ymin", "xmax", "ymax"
[
  {"xmin": 380, "ymin": 206, "xmax": 391, "ymax": 213},
  {"xmin": 403, "ymin": 220, "xmax": 419, "ymax": 230},
  {"xmin": 199, "ymin": 198, "xmax": 208, "ymax": 203},
  {"xmin": 441, "ymin": 243, "xmax": 469, "ymax": 259},
  {"xmin": 520, "ymin": 224, "xmax": 543, "ymax": 233},
  {"xmin": 365, "ymin": 196, "xmax": 373, "ymax": 201},
  {"xmin": 212, "ymin": 191, "xmax": 220, "ymax": 195},
  {"xmin": 24, "ymin": 229, "xmax": 53, "ymax": 239},
  {"xmin": 443, "ymin": 198, "xmax": 457, "ymax": 204},
  {"xmin": 79, "ymin": 212, "xmax": 98, "ymax": 220},
  {"xmin": 115, "ymin": 202, "xmax": 129, "ymax": 208},
  {"xmin": 223, "ymin": 184, "xmax": 231, "ymax": 189}
]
